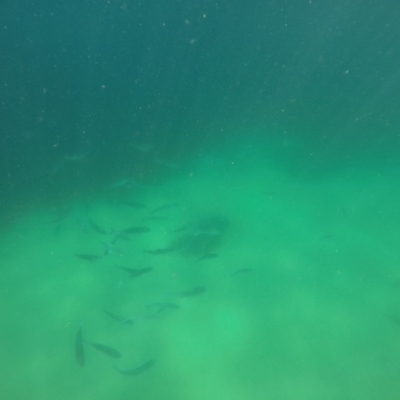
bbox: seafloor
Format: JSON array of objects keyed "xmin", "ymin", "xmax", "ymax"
[{"xmin": 1, "ymin": 136, "xmax": 399, "ymax": 400}]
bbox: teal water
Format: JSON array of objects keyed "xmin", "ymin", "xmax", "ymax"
[{"xmin": 1, "ymin": 1, "xmax": 400, "ymax": 399}]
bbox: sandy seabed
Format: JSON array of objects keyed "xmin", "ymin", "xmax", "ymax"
[{"xmin": 1, "ymin": 137, "xmax": 400, "ymax": 400}]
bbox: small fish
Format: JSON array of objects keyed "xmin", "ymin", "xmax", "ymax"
[
  {"xmin": 87, "ymin": 341, "xmax": 122, "ymax": 359},
  {"xmin": 103, "ymin": 310, "xmax": 134, "ymax": 325},
  {"xmin": 122, "ymin": 226, "xmax": 150, "ymax": 234},
  {"xmin": 179, "ymin": 286, "xmax": 206, "ymax": 298},
  {"xmin": 197, "ymin": 253, "xmax": 218, "ymax": 262},
  {"xmin": 118, "ymin": 266, "xmax": 153, "ymax": 277},
  {"xmin": 75, "ymin": 326, "xmax": 85, "ymax": 366},
  {"xmin": 147, "ymin": 302, "xmax": 180, "ymax": 313},
  {"xmin": 47, "ymin": 207, "xmax": 71, "ymax": 225},
  {"xmin": 151, "ymin": 203, "xmax": 179, "ymax": 214},
  {"xmin": 114, "ymin": 359, "xmax": 156, "ymax": 376},
  {"xmin": 89, "ymin": 219, "xmax": 108, "ymax": 234},
  {"xmin": 101, "ymin": 241, "xmax": 122, "ymax": 256},
  {"xmin": 76, "ymin": 253, "xmax": 102, "ymax": 261},
  {"xmin": 110, "ymin": 231, "xmax": 131, "ymax": 244},
  {"xmin": 144, "ymin": 246, "xmax": 177, "ymax": 255}
]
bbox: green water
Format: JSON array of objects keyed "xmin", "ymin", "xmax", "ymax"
[{"xmin": 1, "ymin": 1, "xmax": 400, "ymax": 399}]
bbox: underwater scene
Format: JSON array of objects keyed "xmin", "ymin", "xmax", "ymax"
[{"xmin": 1, "ymin": 1, "xmax": 400, "ymax": 399}]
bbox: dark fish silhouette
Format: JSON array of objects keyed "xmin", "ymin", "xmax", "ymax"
[
  {"xmin": 151, "ymin": 203, "xmax": 179, "ymax": 214},
  {"xmin": 87, "ymin": 341, "xmax": 122, "ymax": 359},
  {"xmin": 144, "ymin": 246, "xmax": 177, "ymax": 255},
  {"xmin": 120, "ymin": 201, "xmax": 146, "ymax": 208},
  {"xmin": 122, "ymin": 226, "xmax": 150, "ymax": 234},
  {"xmin": 101, "ymin": 241, "xmax": 122, "ymax": 257},
  {"xmin": 114, "ymin": 359, "xmax": 156, "ymax": 376},
  {"xmin": 47, "ymin": 207, "xmax": 71, "ymax": 225},
  {"xmin": 89, "ymin": 219, "xmax": 108, "ymax": 234},
  {"xmin": 111, "ymin": 231, "xmax": 131, "ymax": 244},
  {"xmin": 103, "ymin": 310, "xmax": 134, "ymax": 325},
  {"xmin": 118, "ymin": 266, "xmax": 153, "ymax": 277},
  {"xmin": 75, "ymin": 326, "xmax": 85, "ymax": 366},
  {"xmin": 197, "ymin": 253, "xmax": 218, "ymax": 262},
  {"xmin": 147, "ymin": 302, "xmax": 180, "ymax": 313},
  {"xmin": 179, "ymin": 286, "xmax": 206, "ymax": 298},
  {"xmin": 76, "ymin": 253, "xmax": 102, "ymax": 261}
]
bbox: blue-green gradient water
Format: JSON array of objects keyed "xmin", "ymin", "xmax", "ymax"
[{"xmin": 1, "ymin": 1, "xmax": 400, "ymax": 399}]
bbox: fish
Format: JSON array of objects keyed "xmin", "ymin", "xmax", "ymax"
[
  {"xmin": 122, "ymin": 226, "xmax": 150, "ymax": 234},
  {"xmin": 118, "ymin": 266, "xmax": 153, "ymax": 277},
  {"xmin": 197, "ymin": 253, "xmax": 218, "ymax": 262},
  {"xmin": 113, "ymin": 359, "xmax": 156, "ymax": 376},
  {"xmin": 147, "ymin": 302, "xmax": 180, "ymax": 313},
  {"xmin": 144, "ymin": 246, "xmax": 177, "ymax": 255},
  {"xmin": 151, "ymin": 203, "xmax": 179, "ymax": 214},
  {"xmin": 47, "ymin": 207, "xmax": 71, "ymax": 225},
  {"xmin": 101, "ymin": 241, "xmax": 122, "ymax": 256},
  {"xmin": 76, "ymin": 253, "xmax": 102, "ymax": 261},
  {"xmin": 89, "ymin": 219, "xmax": 108, "ymax": 234},
  {"xmin": 179, "ymin": 286, "xmax": 206, "ymax": 298},
  {"xmin": 87, "ymin": 341, "xmax": 122, "ymax": 359},
  {"xmin": 103, "ymin": 310, "xmax": 134, "ymax": 325},
  {"xmin": 110, "ymin": 231, "xmax": 131, "ymax": 244},
  {"xmin": 75, "ymin": 326, "xmax": 85, "ymax": 366}
]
